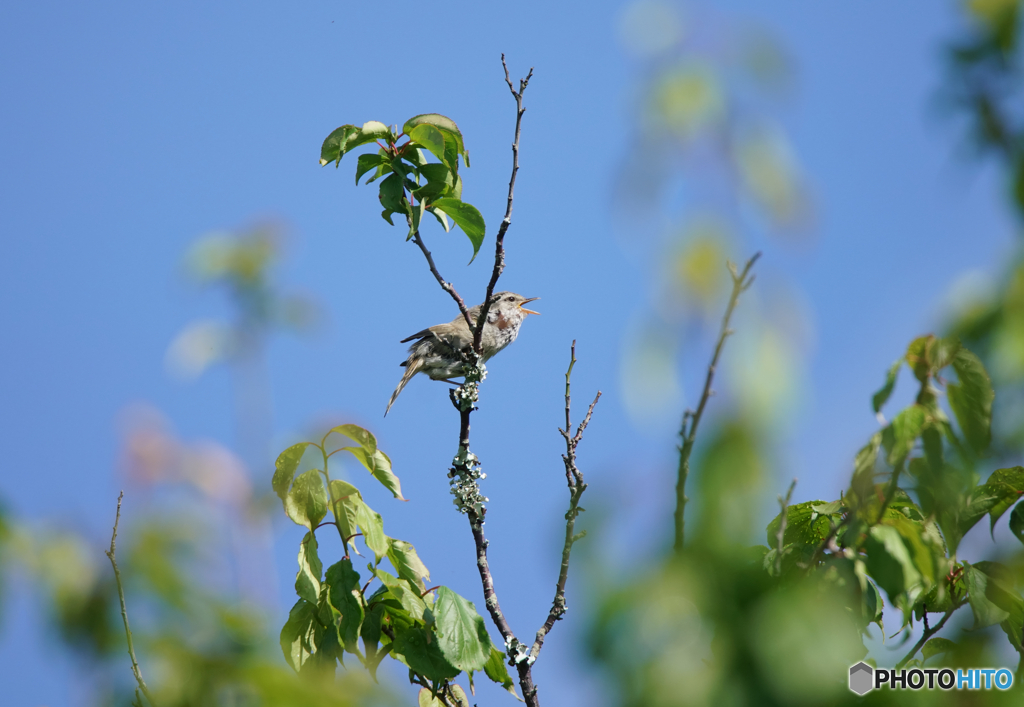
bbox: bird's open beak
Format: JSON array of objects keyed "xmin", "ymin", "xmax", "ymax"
[{"xmin": 519, "ymin": 297, "xmax": 540, "ymax": 315}]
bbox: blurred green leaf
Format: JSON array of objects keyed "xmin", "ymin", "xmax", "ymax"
[
  {"xmin": 280, "ymin": 599, "xmax": 318, "ymax": 671},
  {"xmin": 388, "ymin": 539, "xmax": 430, "ymax": 591},
  {"xmin": 285, "ymin": 469, "xmax": 329, "ymax": 530},
  {"xmin": 434, "ymin": 587, "xmax": 492, "ymax": 672},
  {"xmin": 295, "ymin": 532, "xmax": 323, "ymax": 605},
  {"xmin": 864, "ymin": 525, "xmax": 922, "ymax": 601},
  {"xmin": 984, "ymin": 466, "xmax": 1024, "ymax": 534},
  {"xmin": 872, "ymin": 360, "xmax": 902, "ymax": 414},
  {"xmin": 1010, "ymin": 501, "xmax": 1024, "ymax": 547},
  {"xmin": 361, "ymin": 603, "xmax": 386, "ymax": 680},
  {"xmin": 326, "ymin": 559, "xmax": 364, "ymax": 653},
  {"xmin": 430, "ymin": 198, "xmax": 486, "ymax": 260},
  {"xmin": 947, "ymin": 347, "xmax": 994, "ymax": 454},
  {"xmin": 922, "ymin": 637, "xmax": 956, "ymax": 662},
  {"xmin": 393, "ymin": 627, "xmax": 460, "ymax": 682},
  {"xmin": 482, "ymin": 645, "xmax": 517, "ymax": 697},
  {"xmin": 964, "ymin": 562, "xmax": 1010, "ymax": 628},
  {"xmin": 883, "ymin": 405, "xmax": 928, "ymax": 465},
  {"xmin": 408, "ymin": 124, "xmax": 447, "ymax": 165},
  {"xmin": 273, "ymin": 442, "xmax": 308, "ymax": 501}
]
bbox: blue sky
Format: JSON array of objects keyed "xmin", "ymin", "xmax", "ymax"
[{"xmin": 0, "ymin": 1, "xmax": 1017, "ymax": 705}]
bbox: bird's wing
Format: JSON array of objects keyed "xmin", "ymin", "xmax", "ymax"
[{"xmin": 400, "ymin": 328, "xmax": 434, "ymax": 343}]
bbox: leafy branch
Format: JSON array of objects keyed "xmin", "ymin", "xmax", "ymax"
[
  {"xmin": 105, "ymin": 491, "xmax": 155, "ymax": 707},
  {"xmin": 674, "ymin": 252, "xmax": 761, "ymax": 552}
]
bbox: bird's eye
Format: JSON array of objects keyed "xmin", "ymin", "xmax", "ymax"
[{"xmin": 506, "ymin": 296, "xmax": 513, "ymax": 301}]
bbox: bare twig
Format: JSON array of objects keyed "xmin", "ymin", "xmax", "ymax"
[
  {"xmin": 895, "ymin": 608, "xmax": 957, "ymax": 669},
  {"xmin": 105, "ymin": 492, "xmax": 155, "ymax": 706},
  {"xmin": 674, "ymin": 252, "xmax": 761, "ymax": 552},
  {"xmin": 473, "ymin": 55, "xmax": 533, "ymax": 353},
  {"xmin": 529, "ymin": 341, "xmax": 600, "ymax": 665},
  {"xmin": 774, "ymin": 478, "xmax": 797, "ymax": 575},
  {"xmin": 411, "ymin": 231, "xmax": 473, "ymax": 329}
]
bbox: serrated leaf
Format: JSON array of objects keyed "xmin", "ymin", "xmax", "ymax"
[
  {"xmin": 325, "ymin": 559, "xmax": 364, "ymax": 652},
  {"xmin": 285, "ymin": 469, "xmax": 328, "ymax": 529},
  {"xmin": 273, "ymin": 443, "xmax": 308, "ymax": 501},
  {"xmin": 985, "ymin": 467, "xmax": 1024, "ymax": 534},
  {"xmin": 765, "ymin": 499, "xmax": 838, "ymax": 548},
  {"xmin": 374, "ymin": 569, "xmax": 428, "ymax": 622},
  {"xmin": 408, "ymin": 124, "xmax": 447, "ymax": 165},
  {"xmin": 922, "ymin": 637, "xmax": 956, "ymax": 661},
  {"xmin": 393, "ymin": 627, "xmax": 460, "ymax": 682},
  {"xmin": 295, "ymin": 532, "xmax": 323, "ymax": 604},
  {"xmin": 872, "ymin": 360, "xmax": 902, "ymax": 414},
  {"xmin": 948, "ymin": 347, "xmax": 994, "ymax": 454},
  {"xmin": 434, "ymin": 587, "xmax": 492, "ymax": 672},
  {"xmin": 280, "ymin": 599, "xmax": 317, "ymax": 671},
  {"xmin": 361, "ymin": 603, "xmax": 385, "ymax": 680},
  {"xmin": 483, "ymin": 645, "xmax": 519, "ymax": 698},
  {"xmin": 430, "ymin": 198, "xmax": 486, "ymax": 260}
]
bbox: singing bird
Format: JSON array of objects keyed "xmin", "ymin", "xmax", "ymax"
[{"xmin": 385, "ymin": 292, "xmax": 540, "ymax": 416}]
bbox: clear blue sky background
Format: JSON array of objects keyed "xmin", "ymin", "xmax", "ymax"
[{"xmin": 0, "ymin": 1, "xmax": 1016, "ymax": 705}]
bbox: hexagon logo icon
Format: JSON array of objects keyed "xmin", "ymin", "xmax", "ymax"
[{"xmin": 849, "ymin": 662, "xmax": 873, "ymax": 695}]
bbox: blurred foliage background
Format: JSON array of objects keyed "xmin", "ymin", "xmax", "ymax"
[{"xmin": 5, "ymin": 0, "xmax": 1024, "ymax": 705}]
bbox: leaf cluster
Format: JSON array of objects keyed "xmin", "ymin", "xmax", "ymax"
[
  {"xmin": 320, "ymin": 116, "xmax": 487, "ymax": 260},
  {"xmin": 272, "ymin": 425, "xmax": 515, "ymax": 705}
]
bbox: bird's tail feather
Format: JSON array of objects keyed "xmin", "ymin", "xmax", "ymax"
[{"xmin": 385, "ymin": 359, "xmax": 422, "ymax": 417}]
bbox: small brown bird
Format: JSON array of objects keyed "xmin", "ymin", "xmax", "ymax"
[{"xmin": 385, "ymin": 292, "xmax": 540, "ymax": 416}]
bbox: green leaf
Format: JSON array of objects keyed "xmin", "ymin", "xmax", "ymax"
[
  {"xmin": 408, "ymin": 124, "xmax": 447, "ymax": 165},
  {"xmin": 320, "ymin": 121, "xmax": 391, "ymax": 167},
  {"xmin": 430, "ymin": 198, "xmax": 486, "ymax": 260},
  {"xmin": 388, "ymin": 539, "xmax": 430, "ymax": 591},
  {"xmin": 864, "ymin": 524, "xmax": 922, "ymax": 601},
  {"xmin": 965, "ymin": 562, "xmax": 1012, "ymax": 628},
  {"xmin": 285, "ymin": 469, "xmax": 328, "ymax": 530},
  {"xmin": 765, "ymin": 499, "xmax": 839, "ymax": 548},
  {"xmin": 872, "ymin": 360, "xmax": 902, "ymax": 414},
  {"xmin": 361, "ymin": 603, "xmax": 385, "ymax": 679},
  {"xmin": 280, "ymin": 599, "xmax": 317, "ymax": 671},
  {"xmin": 356, "ymin": 153, "xmax": 388, "ymax": 185},
  {"xmin": 378, "ymin": 172, "xmax": 406, "ymax": 215},
  {"xmin": 1010, "ymin": 501, "xmax": 1024, "ymax": 547},
  {"xmin": 922, "ymin": 637, "xmax": 956, "ymax": 662},
  {"xmin": 434, "ymin": 587, "xmax": 492, "ymax": 672},
  {"xmin": 356, "ymin": 500, "xmax": 389, "ymax": 560},
  {"xmin": 374, "ymin": 570, "xmax": 428, "ymax": 622},
  {"xmin": 985, "ymin": 467, "xmax": 1024, "ymax": 534},
  {"xmin": 329, "ymin": 424, "xmax": 377, "ymax": 455},
  {"xmin": 343, "ymin": 446, "xmax": 405, "ymax": 500},
  {"xmin": 392, "ymin": 626, "xmax": 460, "ymax": 682},
  {"xmin": 295, "ymin": 532, "xmax": 323, "ymax": 604},
  {"xmin": 429, "ymin": 206, "xmax": 451, "ymax": 232},
  {"xmin": 273, "ymin": 442, "xmax": 308, "ymax": 501},
  {"xmin": 947, "ymin": 347, "xmax": 994, "ymax": 454},
  {"xmin": 403, "ymin": 114, "xmax": 464, "ymax": 155},
  {"xmin": 329, "ymin": 479, "xmax": 362, "ymax": 546},
  {"xmin": 414, "ymin": 163, "xmax": 454, "ymax": 202},
  {"xmin": 325, "ymin": 559, "xmax": 364, "ymax": 652},
  {"xmin": 883, "ymin": 405, "xmax": 928, "ymax": 465},
  {"xmin": 483, "ymin": 645, "xmax": 518, "ymax": 697}
]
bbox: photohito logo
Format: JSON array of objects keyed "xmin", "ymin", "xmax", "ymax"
[{"xmin": 848, "ymin": 662, "xmax": 1014, "ymax": 694}]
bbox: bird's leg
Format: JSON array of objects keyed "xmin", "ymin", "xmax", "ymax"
[{"xmin": 432, "ymin": 378, "xmax": 463, "ymax": 386}]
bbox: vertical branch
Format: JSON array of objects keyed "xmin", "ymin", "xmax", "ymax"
[
  {"xmin": 473, "ymin": 56, "xmax": 534, "ymax": 352},
  {"xmin": 674, "ymin": 252, "xmax": 761, "ymax": 553},
  {"xmin": 105, "ymin": 492, "xmax": 155, "ymax": 706},
  {"xmin": 529, "ymin": 341, "xmax": 600, "ymax": 664}
]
